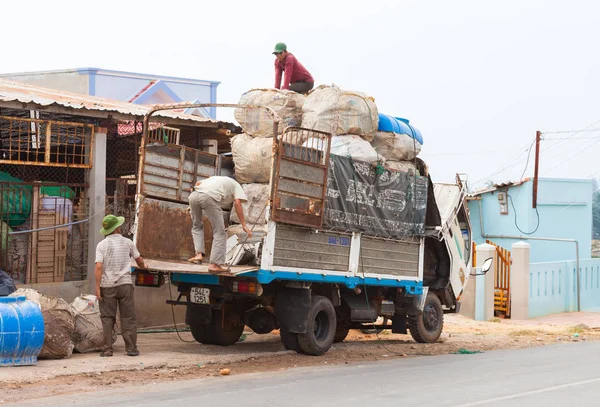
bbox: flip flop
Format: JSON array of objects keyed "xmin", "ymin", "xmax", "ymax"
[
  {"xmin": 187, "ymin": 257, "xmax": 203, "ymax": 264},
  {"xmin": 99, "ymin": 350, "xmax": 113, "ymax": 357}
]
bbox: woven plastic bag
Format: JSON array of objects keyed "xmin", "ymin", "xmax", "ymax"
[
  {"xmin": 302, "ymin": 85, "xmax": 379, "ymax": 141},
  {"xmin": 234, "ymin": 89, "xmax": 306, "ymax": 137}
]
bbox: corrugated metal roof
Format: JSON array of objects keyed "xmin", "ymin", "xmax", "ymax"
[
  {"xmin": 468, "ymin": 178, "xmax": 531, "ymax": 197},
  {"xmin": 0, "ymin": 78, "xmax": 226, "ymax": 126}
]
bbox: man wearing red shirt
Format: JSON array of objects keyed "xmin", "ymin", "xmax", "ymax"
[{"xmin": 273, "ymin": 42, "xmax": 314, "ymax": 94}]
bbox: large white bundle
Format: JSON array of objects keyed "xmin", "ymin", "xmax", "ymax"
[
  {"xmin": 227, "ymin": 223, "xmax": 269, "ymax": 244},
  {"xmin": 303, "ymin": 135, "xmax": 384, "ymax": 164},
  {"xmin": 230, "ymin": 134, "xmax": 273, "ymax": 184},
  {"xmin": 301, "ymin": 85, "xmax": 379, "ymax": 141},
  {"xmin": 10, "ymin": 288, "xmax": 75, "ymax": 359},
  {"xmin": 385, "ymin": 161, "xmax": 418, "ymax": 175},
  {"xmin": 234, "ymin": 89, "xmax": 306, "ymax": 137},
  {"xmin": 70, "ymin": 295, "xmax": 117, "ymax": 354},
  {"xmin": 372, "ymin": 131, "xmax": 422, "ymax": 161},
  {"xmin": 230, "ymin": 183, "xmax": 270, "ymax": 225}
]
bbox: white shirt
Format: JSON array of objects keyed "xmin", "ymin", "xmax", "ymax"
[
  {"xmin": 194, "ymin": 176, "xmax": 247, "ymax": 209},
  {"xmin": 95, "ymin": 234, "xmax": 140, "ymax": 288}
]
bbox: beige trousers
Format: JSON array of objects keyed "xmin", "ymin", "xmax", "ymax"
[{"xmin": 189, "ymin": 191, "xmax": 226, "ymax": 265}]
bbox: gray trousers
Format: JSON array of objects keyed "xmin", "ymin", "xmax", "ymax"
[
  {"xmin": 189, "ymin": 191, "xmax": 226, "ymax": 265},
  {"xmin": 99, "ymin": 284, "xmax": 137, "ymax": 353},
  {"xmin": 289, "ymin": 81, "xmax": 314, "ymax": 94}
]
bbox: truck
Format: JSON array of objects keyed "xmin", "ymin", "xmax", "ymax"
[{"xmin": 132, "ymin": 103, "xmax": 476, "ymax": 356}]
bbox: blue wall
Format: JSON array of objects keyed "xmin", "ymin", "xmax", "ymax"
[
  {"xmin": 529, "ymin": 259, "xmax": 600, "ymax": 317},
  {"xmin": 469, "ymin": 178, "xmax": 593, "ymax": 262},
  {"xmin": 81, "ymin": 68, "xmax": 218, "ymax": 119}
]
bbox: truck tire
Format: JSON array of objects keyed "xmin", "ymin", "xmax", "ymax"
[
  {"xmin": 209, "ymin": 309, "xmax": 245, "ymax": 346},
  {"xmin": 297, "ymin": 296, "xmax": 336, "ymax": 356},
  {"xmin": 280, "ymin": 329, "xmax": 301, "ymax": 352},
  {"xmin": 190, "ymin": 323, "xmax": 214, "ymax": 345},
  {"xmin": 408, "ymin": 293, "xmax": 444, "ymax": 344},
  {"xmin": 333, "ymin": 324, "xmax": 350, "ymax": 343}
]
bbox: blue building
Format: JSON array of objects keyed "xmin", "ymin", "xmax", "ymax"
[
  {"xmin": 0, "ymin": 68, "xmax": 219, "ymax": 119},
  {"xmin": 468, "ymin": 178, "xmax": 593, "ymax": 263}
]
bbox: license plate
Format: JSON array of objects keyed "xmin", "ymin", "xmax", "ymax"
[{"xmin": 190, "ymin": 287, "xmax": 210, "ymax": 304}]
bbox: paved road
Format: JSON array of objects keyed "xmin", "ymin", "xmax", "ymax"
[{"xmin": 12, "ymin": 342, "xmax": 600, "ymax": 407}]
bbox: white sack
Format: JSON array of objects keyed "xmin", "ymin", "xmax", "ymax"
[
  {"xmin": 70, "ymin": 295, "xmax": 117, "ymax": 354},
  {"xmin": 301, "ymin": 85, "xmax": 379, "ymax": 140},
  {"xmin": 230, "ymin": 134, "xmax": 273, "ymax": 184},
  {"xmin": 303, "ymin": 135, "xmax": 384, "ymax": 164},
  {"xmin": 227, "ymin": 223, "xmax": 269, "ymax": 244},
  {"xmin": 234, "ymin": 89, "xmax": 306, "ymax": 137},
  {"xmin": 385, "ymin": 161, "xmax": 419, "ymax": 175},
  {"xmin": 371, "ymin": 131, "xmax": 422, "ymax": 161},
  {"xmin": 230, "ymin": 184, "xmax": 270, "ymax": 225}
]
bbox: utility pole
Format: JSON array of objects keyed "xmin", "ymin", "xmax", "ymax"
[{"xmin": 532, "ymin": 130, "xmax": 541, "ymax": 208}]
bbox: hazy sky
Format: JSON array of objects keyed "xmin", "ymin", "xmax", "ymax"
[{"xmin": 1, "ymin": 0, "xmax": 599, "ymax": 186}]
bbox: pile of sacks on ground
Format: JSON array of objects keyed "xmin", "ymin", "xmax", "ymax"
[{"xmin": 9, "ymin": 288, "xmax": 117, "ymax": 359}]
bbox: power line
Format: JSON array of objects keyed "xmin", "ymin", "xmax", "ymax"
[
  {"xmin": 424, "ymin": 147, "xmax": 522, "ymax": 156},
  {"xmin": 543, "ymin": 136, "xmax": 600, "ymax": 140},
  {"xmin": 539, "ymin": 117, "xmax": 600, "ymax": 153},
  {"xmin": 542, "ymin": 137, "xmax": 600, "ymax": 176},
  {"xmin": 519, "ymin": 139, "xmax": 536, "ymax": 181},
  {"xmin": 470, "ymin": 141, "xmax": 533, "ymax": 188},
  {"xmin": 543, "ymin": 128, "xmax": 600, "ymax": 135}
]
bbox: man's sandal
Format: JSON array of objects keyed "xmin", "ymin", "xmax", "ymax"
[{"xmin": 99, "ymin": 350, "xmax": 113, "ymax": 357}]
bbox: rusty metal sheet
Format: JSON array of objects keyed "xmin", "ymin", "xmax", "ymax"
[
  {"xmin": 135, "ymin": 198, "xmax": 213, "ymax": 262},
  {"xmin": 279, "ymin": 159, "xmax": 324, "ymax": 184},
  {"xmin": 141, "ymin": 144, "xmax": 218, "ymax": 203},
  {"xmin": 277, "ymin": 178, "xmax": 323, "ymax": 199},
  {"xmin": 270, "ymin": 127, "xmax": 331, "ymax": 229}
]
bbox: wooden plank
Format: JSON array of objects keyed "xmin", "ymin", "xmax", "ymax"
[{"xmin": 135, "ymin": 258, "xmax": 257, "ymax": 275}]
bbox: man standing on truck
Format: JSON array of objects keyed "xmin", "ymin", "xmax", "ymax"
[
  {"xmin": 273, "ymin": 42, "xmax": 314, "ymax": 94},
  {"xmin": 95, "ymin": 214, "xmax": 147, "ymax": 357},
  {"xmin": 188, "ymin": 176, "xmax": 252, "ymax": 272}
]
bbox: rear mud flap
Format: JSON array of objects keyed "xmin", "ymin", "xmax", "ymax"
[
  {"xmin": 185, "ymin": 303, "xmax": 212, "ymax": 325},
  {"xmin": 275, "ymin": 288, "xmax": 311, "ymax": 334}
]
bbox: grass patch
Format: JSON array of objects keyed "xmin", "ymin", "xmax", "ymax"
[
  {"xmin": 566, "ymin": 325, "xmax": 588, "ymax": 334},
  {"xmin": 508, "ymin": 329, "xmax": 546, "ymax": 337}
]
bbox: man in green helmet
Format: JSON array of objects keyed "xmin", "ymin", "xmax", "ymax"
[
  {"xmin": 273, "ymin": 42, "xmax": 314, "ymax": 94},
  {"xmin": 95, "ymin": 214, "xmax": 147, "ymax": 357}
]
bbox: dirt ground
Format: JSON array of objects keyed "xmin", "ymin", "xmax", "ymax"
[{"xmin": 1, "ymin": 314, "xmax": 600, "ymax": 404}]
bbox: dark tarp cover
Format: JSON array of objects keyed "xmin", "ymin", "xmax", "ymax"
[{"xmin": 324, "ymin": 155, "xmax": 428, "ymax": 238}]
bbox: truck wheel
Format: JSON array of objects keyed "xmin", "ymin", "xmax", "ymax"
[
  {"xmin": 280, "ymin": 329, "xmax": 301, "ymax": 352},
  {"xmin": 333, "ymin": 324, "xmax": 350, "ymax": 343},
  {"xmin": 210, "ymin": 309, "xmax": 244, "ymax": 346},
  {"xmin": 408, "ymin": 293, "xmax": 444, "ymax": 343},
  {"xmin": 189, "ymin": 323, "xmax": 214, "ymax": 345},
  {"xmin": 297, "ymin": 296, "xmax": 336, "ymax": 356}
]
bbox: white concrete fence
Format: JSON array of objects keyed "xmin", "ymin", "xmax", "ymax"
[{"xmin": 461, "ymin": 241, "xmax": 600, "ymax": 320}]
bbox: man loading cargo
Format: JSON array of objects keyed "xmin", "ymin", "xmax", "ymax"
[
  {"xmin": 188, "ymin": 176, "xmax": 252, "ymax": 272},
  {"xmin": 273, "ymin": 42, "xmax": 314, "ymax": 94}
]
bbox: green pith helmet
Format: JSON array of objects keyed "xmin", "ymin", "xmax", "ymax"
[
  {"xmin": 100, "ymin": 214, "xmax": 125, "ymax": 235},
  {"xmin": 273, "ymin": 42, "xmax": 287, "ymax": 54}
]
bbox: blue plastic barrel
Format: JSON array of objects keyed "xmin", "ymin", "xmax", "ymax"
[
  {"xmin": 0, "ymin": 296, "xmax": 45, "ymax": 366},
  {"xmin": 378, "ymin": 114, "xmax": 424, "ymax": 145}
]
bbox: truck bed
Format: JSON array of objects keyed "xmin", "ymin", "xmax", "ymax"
[{"xmin": 135, "ymin": 259, "xmax": 258, "ymax": 276}]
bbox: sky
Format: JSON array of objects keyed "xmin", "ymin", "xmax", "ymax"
[{"xmin": 1, "ymin": 0, "xmax": 599, "ymax": 187}]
